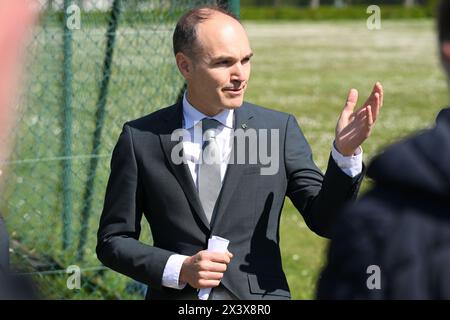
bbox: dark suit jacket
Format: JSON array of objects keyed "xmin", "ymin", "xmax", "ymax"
[{"xmin": 96, "ymin": 101, "xmax": 363, "ymax": 300}]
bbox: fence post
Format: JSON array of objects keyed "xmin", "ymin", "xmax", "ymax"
[
  {"xmin": 77, "ymin": 0, "xmax": 122, "ymax": 261},
  {"xmin": 227, "ymin": 0, "xmax": 240, "ymax": 19},
  {"xmin": 61, "ymin": 0, "xmax": 74, "ymax": 250}
]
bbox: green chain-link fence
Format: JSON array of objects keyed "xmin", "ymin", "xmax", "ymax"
[{"xmin": 1, "ymin": 0, "xmax": 239, "ymax": 299}]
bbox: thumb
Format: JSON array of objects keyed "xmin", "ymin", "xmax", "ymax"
[{"xmin": 342, "ymin": 88, "xmax": 358, "ymax": 116}]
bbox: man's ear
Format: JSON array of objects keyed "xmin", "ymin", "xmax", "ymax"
[{"xmin": 175, "ymin": 52, "xmax": 192, "ymax": 79}]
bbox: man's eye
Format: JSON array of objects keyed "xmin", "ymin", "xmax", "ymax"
[
  {"xmin": 242, "ymin": 58, "xmax": 250, "ymax": 64},
  {"xmin": 216, "ymin": 60, "xmax": 230, "ymax": 65}
]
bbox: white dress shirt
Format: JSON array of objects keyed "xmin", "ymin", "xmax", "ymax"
[{"xmin": 161, "ymin": 94, "xmax": 363, "ymax": 289}]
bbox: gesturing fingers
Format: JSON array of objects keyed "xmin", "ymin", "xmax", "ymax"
[
  {"xmin": 374, "ymin": 81, "xmax": 384, "ymax": 107},
  {"xmin": 366, "ymin": 105, "xmax": 373, "ymax": 128},
  {"xmin": 335, "ymin": 83, "xmax": 383, "ymax": 156},
  {"xmin": 343, "ymin": 88, "xmax": 359, "ymax": 116},
  {"xmin": 362, "ymin": 82, "xmax": 382, "ymax": 111},
  {"xmin": 355, "ymin": 91, "xmax": 380, "ymax": 121},
  {"xmin": 353, "ymin": 105, "xmax": 374, "ymax": 139},
  {"xmin": 373, "ymin": 92, "xmax": 381, "ymax": 121}
]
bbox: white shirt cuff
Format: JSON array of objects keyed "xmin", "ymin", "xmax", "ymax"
[
  {"xmin": 331, "ymin": 142, "xmax": 363, "ymax": 178},
  {"xmin": 162, "ymin": 254, "xmax": 189, "ymax": 290}
]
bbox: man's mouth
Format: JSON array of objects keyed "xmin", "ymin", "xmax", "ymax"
[{"xmin": 223, "ymin": 85, "xmax": 245, "ymax": 94}]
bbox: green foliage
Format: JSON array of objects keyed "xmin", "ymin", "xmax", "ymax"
[{"xmin": 241, "ymin": 5, "xmax": 436, "ymax": 20}]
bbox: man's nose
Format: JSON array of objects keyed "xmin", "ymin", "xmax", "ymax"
[{"xmin": 230, "ymin": 62, "xmax": 245, "ymax": 81}]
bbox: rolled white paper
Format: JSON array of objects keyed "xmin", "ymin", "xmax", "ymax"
[{"xmin": 198, "ymin": 235, "xmax": 229, "ymax": 300}]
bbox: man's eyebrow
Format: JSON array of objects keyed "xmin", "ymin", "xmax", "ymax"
[
  {"xmin": 211, "ymin": 53, "xmax": 254, "ymax": 62},
  {"xmin": 211, "ymin": 55, "xmax": 234, "ymax": 62}
]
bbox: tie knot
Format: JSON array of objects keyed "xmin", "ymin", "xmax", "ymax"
[{"xmin": 201, "ymin": 118, "xmax": 221, "ymax": 139}]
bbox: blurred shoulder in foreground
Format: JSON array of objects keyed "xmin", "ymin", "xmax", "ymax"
[
  {"xmin": 317, "ymin": 1, "xmax": 450, "ymax": 300},
  {"xmin": 317, "ymin": 109, "xmax": 450, "ymax": 299}
]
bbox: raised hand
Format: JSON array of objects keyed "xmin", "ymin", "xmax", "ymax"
[{"xmin": 335, "ymin": 82, "xmax": 383, "ymax": 156}]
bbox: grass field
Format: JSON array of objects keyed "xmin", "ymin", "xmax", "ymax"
[{"xmin": 2, "ymin": 19, "xmax": 448, "ymax": 299}]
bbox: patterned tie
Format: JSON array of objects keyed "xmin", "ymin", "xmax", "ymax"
[{"xmin": 198, "ymin": 118, "xmax": 222, "ymax": 224}]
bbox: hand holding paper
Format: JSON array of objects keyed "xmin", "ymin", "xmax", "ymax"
[{"xmin": 198, "ymin": 236, "xmax": 229, "ymax": 300}]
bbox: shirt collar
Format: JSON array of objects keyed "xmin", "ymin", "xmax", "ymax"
[{"xmin": 182, "ymin": 92, "xmax": 234, "ymax": 130}]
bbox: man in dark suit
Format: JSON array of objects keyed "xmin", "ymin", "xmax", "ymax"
[
  {"xmin": 96, "ymin": 6, "xmax": 383, "ymax": 300},
  {"xmin": 316, "ymin": 0, "xmax": 450, "ymax": 300}
]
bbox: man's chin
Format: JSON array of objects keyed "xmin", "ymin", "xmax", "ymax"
[
  {"xmin": 222, "ymin": 98, "xmax": 244, "ymax": 109},
  {"xmin": 223, "ymin": 104, "xmax": 242, "ymax": 110}
]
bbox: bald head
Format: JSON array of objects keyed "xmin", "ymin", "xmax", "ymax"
[{"xmin": 173, "ymin": 6, "xmax": 242, "ymax": 60}]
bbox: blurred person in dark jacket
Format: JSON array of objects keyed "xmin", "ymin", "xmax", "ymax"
[
  {"xmin": 0, "ymin": 0, "xmax": 37, "ymax": 299},
  {"xmin": 316, "ymin": 0, "xmax": 450, "ymax": 300}
]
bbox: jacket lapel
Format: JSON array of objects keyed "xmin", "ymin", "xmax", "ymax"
[{"xmin": 159, "ymin": 101, "xmax": 211, "ymax": 231}]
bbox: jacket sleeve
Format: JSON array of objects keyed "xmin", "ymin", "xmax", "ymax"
[
  {"xmin": 284, "ymin": 115, "xmax": 363, "ymax": 238},
  {"xmin": 96, "ymin": 124, "xmax": 174, "ymax": 290}
]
